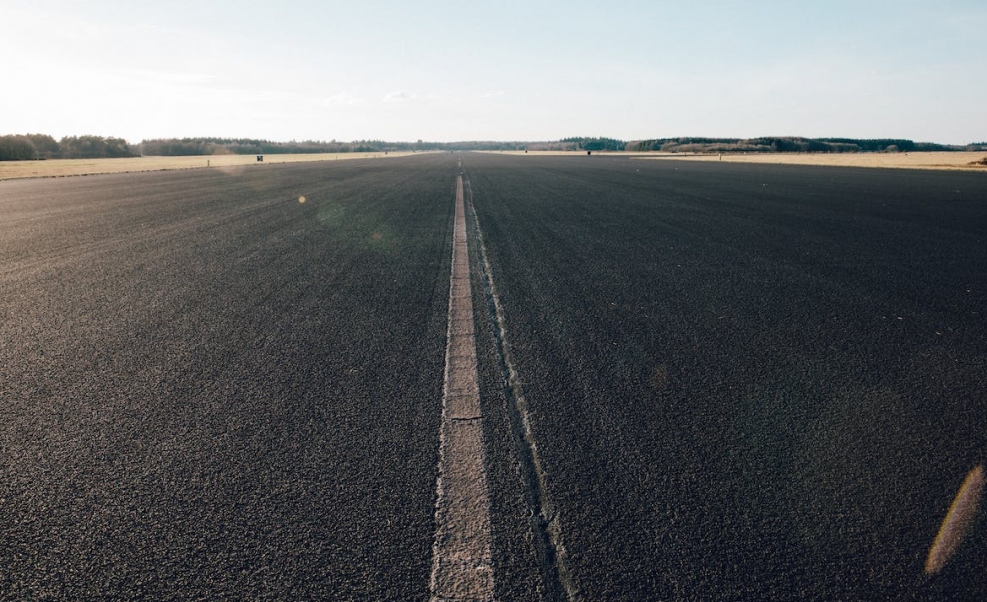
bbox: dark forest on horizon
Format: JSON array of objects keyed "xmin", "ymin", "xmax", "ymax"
[{"xmin": 1, "ymin": 133, "xmax": 984, "ymax": 161}]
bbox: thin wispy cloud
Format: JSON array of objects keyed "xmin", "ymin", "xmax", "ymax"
[{"xmin": 384, "ymin": 91, "xmax": 414, "ymax": 103}]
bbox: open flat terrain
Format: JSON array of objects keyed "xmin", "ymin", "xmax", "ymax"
[
  {"xmin": 0, "ymin": 151, "xmax": 423, "ymax": 181},
  {"xmin": 4, "ymin": 150, "xmax": 984, "ymax": 182},
  {"xmin": 1, "ymin": 153, "xmax": 985, "ymax": 600},
  {"xmin": 635, "ymin": 150, "xmax": 987, "ymax": 171},
  {"xmin": 487, "ymin": 150, "xmax": 987, "ymax": 171}
]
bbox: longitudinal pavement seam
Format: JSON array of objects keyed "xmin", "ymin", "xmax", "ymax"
[{"xmin": 462, "ymin": 173, "xmax": 576, "ymax": 602}]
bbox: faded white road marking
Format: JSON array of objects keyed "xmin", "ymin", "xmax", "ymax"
[
  {"xmin": 430, "ymin": 176, "xmax": 494, "ymax": 601},
  {"xmin": 926, "ymin": 465, "xmax": 985, "ymax": 575}
]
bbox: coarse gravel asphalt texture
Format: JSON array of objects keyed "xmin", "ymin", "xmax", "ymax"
[
  {"xmin": 462, "ymin": 153, "xmax": 987, "ymax": 601},
  {"xmin": 0, "ymin": 157, "xmax": 458, "ymax": 600},
  {"xmin": 2, "ymin": 152, "xmax": 986, "ymax": 600}
]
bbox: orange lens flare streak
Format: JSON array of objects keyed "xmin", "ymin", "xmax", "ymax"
[{"xmin": 925, "ymin": 465, "xmax": 985, "ymax": 575}]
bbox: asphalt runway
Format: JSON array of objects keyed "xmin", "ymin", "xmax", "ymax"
[
  {"xmin": 1, "ymin": 153, "xmax": 985, "ymax": 600},
  {"xmin": 464, "ymin": 153, "xmax": 987, "ymax": 600},
  {"xmin": 0, "ymin": 157, "xmax": 459, "ymax": 599}
]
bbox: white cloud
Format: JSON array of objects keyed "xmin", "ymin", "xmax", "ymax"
[{"xmin": 384, "ymin": 91, "xmax": 413, "ymax": 103}]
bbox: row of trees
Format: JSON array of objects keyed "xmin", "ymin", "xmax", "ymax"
[
  {"xmin": 0, "ymin": 134, "xmax": 135, "ymax": 161},
  {"xmin": 559, "ymin": 137, "xmax": 627, "ymax": 151},
  {"xmin": 136, "ymin": 137, "xmax": 392, "ymax": 156},
  {"xmin": 137, "ymin": 137, "xmax": 541, "ymax": 155},
  {"xmin": 624, "ymin": 137, "xmax": 963, "ymax": 154},
  {"xmin": 0, "ymin": 134, "xmax": 543, "ymax": 159},
  {"xmin": 4, "ymin": 133, "xmax": 979, "ymax": 161}
]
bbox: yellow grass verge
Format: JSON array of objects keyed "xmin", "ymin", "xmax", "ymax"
[
  {"xmin": 0, "ymin": 151, "xmax": 426, "ymax": 181},
  {"xmin": 633, "ymin": 151, "xmax": 987, "ymax": 171}
]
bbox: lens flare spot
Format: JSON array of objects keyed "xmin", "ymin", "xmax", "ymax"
[
  {"xmin": 926, "ymin": 465, "xmax": 985, "ymax": 575},
  {"xmin": 298, "ymin": 195, "xmax": 306, "ymax": 204}
]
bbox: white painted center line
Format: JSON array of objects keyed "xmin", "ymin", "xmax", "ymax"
[{"xmin": 429, "ymin": 176, "xmax": 494, "ymax": 601}]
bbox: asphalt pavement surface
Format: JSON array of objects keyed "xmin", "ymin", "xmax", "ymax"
[
  {"xmin": 2, "ymin": 153, "xmax": 986, "ymax": 600},
  {"xmin": 464, "ymin": 153, "xmax": 987, "ymax": 600},
  {"xmin": 1, "ymin": 157, "xmax": 457, "ymax": 600}
]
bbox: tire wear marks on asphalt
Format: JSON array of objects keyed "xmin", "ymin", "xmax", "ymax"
[
  {"xmin": 430, "ymin": 176, "xmax": 494, "ymax": 601},
  {"xmin": 464, "ymin": 174, "xmax": 574, "ymax": 601}
]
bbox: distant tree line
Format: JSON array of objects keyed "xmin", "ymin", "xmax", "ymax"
[
  {"xmin": 0, "ymin": 134, "xmax": 136, "ymax": 161},
  {"xmin": 624, "ymin": 136, "xmax": 966, "ymax": 154},
  {"xmin": 137, "ymin": 137, "xmax": 382, "ymax": 156},
  {"xmin": 559, "ymin": 137, "xmax": 627, "ymax": 151},
  {"xmin": 117, "ymin": 136, "xmax": 627, "ymax": 156},
  {"xmin": 3, "ymin": 133, "xmax": 979, "ymax": 161},
  {"xmin": 136, "ymin": 137, "xmax": 541, "ymax": 155},
  {"xmin": 0, "ymin": 134, "xmax": 538, "ymax": 159}
]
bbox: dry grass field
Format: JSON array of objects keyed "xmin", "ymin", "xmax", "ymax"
[
  {"xmin": 634, "ymin": 150, "xmax": 987, "ymax": 171},
  {"xmin": 4, "ymin": 150, "xmax": 983, "ymax": 181},
  {"xmin": 0, "ymin": 151, "xmax": 425, "ymax": 181},
  {"xmin": 484, "ymin": 150, "xmax": 987, "ymax": 171}
]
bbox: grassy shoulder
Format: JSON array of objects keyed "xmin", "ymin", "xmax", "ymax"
[
  {"xmin": 0, "ymin": 151, "xmax": 431, "ymax": 181},
  {"xmin": 634, "ymin": 150, "xmax": 987, "ymax": 171}
]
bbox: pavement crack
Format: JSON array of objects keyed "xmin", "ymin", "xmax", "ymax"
[{"xmin": 463, "ymin": 173, "xmax": 575, "ymax": 602}]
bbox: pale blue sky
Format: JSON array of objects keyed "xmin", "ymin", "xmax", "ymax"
[{"xmin": 2, "ymin": 0, "xmax": 984, "ymax": 143}]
